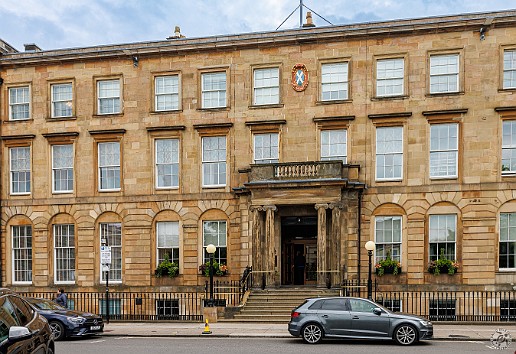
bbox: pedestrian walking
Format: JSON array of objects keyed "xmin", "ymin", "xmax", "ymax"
[{"xmin": 55, "ymin": 288, "xmax": 68, "ymax": 308}]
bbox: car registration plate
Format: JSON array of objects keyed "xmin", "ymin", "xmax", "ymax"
[{"xmin": 90, "ymin": 325, "xmax": 101, "ymax": 330}]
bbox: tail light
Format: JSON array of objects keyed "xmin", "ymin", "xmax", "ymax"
[{"xmin": 291, "ymin": 311, "xmax": 300, "ymax": 318}]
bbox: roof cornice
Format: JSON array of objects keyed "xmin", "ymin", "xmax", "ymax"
[{"xmin": 1, "ymin": 10, "xmax": 516, "ymax": 67}]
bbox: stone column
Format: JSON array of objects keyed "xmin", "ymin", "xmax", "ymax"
[
  {"xmin": 315, "ymin": 204, "xmax": 329, "ymax": 287},
  {"xmin": 250, "ymin": 206, "xmax": 264, "ymax": 288},
  {"xmin": 329, "ymin": 203, "xmax": 343, "ymax": 287},
  {"xmin": 264, "ymin": 205, "xmax": 277, "ymax": 287}
]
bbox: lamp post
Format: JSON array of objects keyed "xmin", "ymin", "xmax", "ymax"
[
  {"xmin": 365, "ymin": 240, "xmax": 376, "ymax": 300},
  {"xmin": 206, "ymin": 244, "xmax": 217, "ymax": 307}
]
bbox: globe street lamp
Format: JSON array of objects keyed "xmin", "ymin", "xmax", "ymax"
[
  {"xmin": 206, "ymin": 244, "xmax": 217, "ymax": 306},
  {"xmin": 365, "ymin": 240, "xmax": 376, "ymax": 300}
]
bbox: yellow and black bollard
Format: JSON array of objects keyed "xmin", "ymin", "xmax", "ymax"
[{"xmin": 202, "ymin": 319, "xmax": 212, "ymax": 335}]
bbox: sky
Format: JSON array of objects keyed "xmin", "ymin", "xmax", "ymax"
[{"xmin": 0, "ymin": 0, "xmax": 514, "ymax": 51}]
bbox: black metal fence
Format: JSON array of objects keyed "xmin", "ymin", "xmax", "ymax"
[{"xmin": 341, "ymin": 279, "xmax": 516, "ymax": 322}]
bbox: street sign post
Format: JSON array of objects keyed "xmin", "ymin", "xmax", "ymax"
[{"xmin": 101, "ymin": 245, "xmax": 112, "ymax": 323}]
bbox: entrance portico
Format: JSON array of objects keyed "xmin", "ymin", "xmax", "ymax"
[{"xmin": 238, "ymin": 161, "xmax": 364, "ymax": 288}]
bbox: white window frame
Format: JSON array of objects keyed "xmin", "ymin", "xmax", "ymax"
[
  {"xmin": 156, "ymin": 221, "xmax": 180, "ymax": 264},
  {"xmin": 430, "ymin": 54, "xmax": 459, "ymax": 94},
  {"xmin": 155, "ymin": 75, "xmax": 179, "ymax": 111},
  {"xmin": 100, "ymin": 223, "xmax": 122, "ymax": 283},
  {"xmin": 502, "ymin": 121, "xmax": 516, "ymax": 174},
  {"xmin": 155, "ymin": 139, "xmax": 179, "ymax": 189},
  {"xmin": 202, "ymin": 136, "xmax": 226, "ymax": 187},
  {"xmin": 321, "ymin": 62, "xmax": 349, "ymax": 101},
  {"xmin": 10, "ymin": 146, "xmax": 31, "ymax": 195},
  {"xmin": 503, "ymin": 49, "xmax": 516, "ymax": 89},
  {"xmin": 98, "ymin": 142, "xmax": 121, "ymax": 191},
  {"xmin": 376, "ymin": 58, "xmax": 404, "ymax": 97},
  {"xmin": 253, "ymin": 67, "xmax": 279, "ymax": 105},
  {"xmin": 253, "ymin": 133, "xmax": 279, "ymax": 164},
  {"xmin": 320, "ymin": 129, "xmax": 347, "ymax": 163},
  {"xmin": 12, "ymin": 225, "xmax": 32, "ymax": 284},
  {"xmin": 499, "ymin": 213, "xmax": 516, "ymax": 270},
  {"xmin": 375, "ymin": 126, "xmax": 403, "ymax": 181},
  {"xmin": 54, "ymin": 224, "xmax": 75, "ymax": 284},
  {"xmin": 52, "ymin": 144, "xmax": 74, "ymax": 193},
  {"xmin": 374, "ymin": 216, "xmax": 402, "ymax": 264},
  {"xmin": 97, "ymin": 79, "xmax": 121, "ymax": 115},
  {"xmin": 8, "ymin": 86, "xmax": 30, "ymax": 121},
  {"xmin": 201, "ymin": 72, "xmax": 226, "ymax": 109},
  {"xmin": 430, "ymin": 123, "xmax": 458, "ymax": 179},
  {"xmin": 51, "ymin": 83, "xmax": 73, "ymax": 118},
  {"xmin": 202, "ymin": 220, "xmax": 227, "ymax": 264},
  {"xmin": 429, "ymin": 214, "xmax": 457, "ymax": 261}
]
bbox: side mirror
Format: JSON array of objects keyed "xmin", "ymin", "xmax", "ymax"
[
  {"xmin": 373, "ymin": 307, "xmax": 382, "ymax": 315},
  {"xmin": 9, "ymin": 326, "xmax": 31, "ymax": 341}
]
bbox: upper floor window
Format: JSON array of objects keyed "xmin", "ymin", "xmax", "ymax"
[
  {"xmin": 376, "ymin": 58, "xmax": 404, "ymax": 97},
  {"xmin": 202, "ymin": 136, "xmax": 226, "ymax": 187},
  {"xmin": 321, "ymin": 62, "xmax": 348, "ymax": 101},
  {"xmin": 9, "ymin": 86, "xmax": 30, "ymax": 120},
  {"xmin": 253, "ymin": 68, "xmax": 279, "ymax": 105},
  {"xmin": 254, "ymin": 133, "xmax": 279, "ymax": 164},
  {"xmin": 52, "ymin": 144, "xmax": 74, "ymax": 193},
  {"xmin": 98, "ymin": 142, "xmax": 120, "ymax": 191},
  {"xmin": 430, "ymin": 123, "xmax": 458, "ymax": 178},
  {"xmin": 156, "ymin": 221, "xmax": 179, "ymax": 264},
  {"xmin": 504, "ymin": 49, "xmax": 516, "ymax": 89},
  {"xmin": 429, "ymin": 214, "xmax": 456, "ymax": 261},
  {"xmin": 430, "ymin": 54, "xmax": 459, "ymax": 94},
  {"xmin": 376, "ymin": 126, "xmax": 403, "ymax": 180},
  {"xmin": 155, "ymin": 75, "xmax": 179, "ymax": 111},
  {"xmin": 321, "ymin": 129, "xmax": 347, "ymax": 163},
  {"xmin": 374, "ymin": 216, "xmax": 402, "ymax": 264},
  {"xmin": 51, "ymin": 83, "xmax": 73, "ymax": 118},
  {"xmin": 12, "ymin": 225, "xmax": 32, "ymax": 284},
  {"xmin": 201, "ymin": 72, "xmax": 226, "ymax": 109},
  {"xmin": 100, "ymin": 223, "xmax": 122, "ymax": 282},
  {"xmin": 202, "ymin": 220, "xmax": 227, "ymax": 264},
  {"xmin": 97, "ymin": 79, "xmax": 120, "ymax": 115},
  {"xmin": 54, "ymin": 224, "xmax": 75, "ymax": 283},
  {"xmin": 502, "ymin": 120, "xmax": 516, "ymax": 174},
  {"xmin": 155, "ymin": 139, "xmax": 179, "ymax": 189},
  {"xmin": 10, "ymin": 146, "xmax": 31, "ymax": 195},
  {"xmin": 500, "ymin": 213, "xmax": 516, "ymax": 270}
]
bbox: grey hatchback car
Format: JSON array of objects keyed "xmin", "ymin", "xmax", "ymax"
[{"xmin": 289, "ymin": 296, "xmax": 433, "ymax": 345}]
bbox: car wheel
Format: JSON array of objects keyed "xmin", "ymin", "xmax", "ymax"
[
  {"xmin": 302, "ymin": 323, "xmax": 323, "ymax": 344},
  {"xmin": 393, "ymin": 324, "xmax": 418, "ymax": 345},
  {"xmin": 49, "ymin": 321, "xmax": 65, "ymax": 341}
]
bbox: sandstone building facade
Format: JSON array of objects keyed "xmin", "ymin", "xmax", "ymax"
[{"xmin": 0, "ymin": 10, "xmax": 516, "ymax": 295}]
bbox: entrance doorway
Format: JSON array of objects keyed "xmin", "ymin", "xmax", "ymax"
[{"xmin": 281, "ymin": 216, "xmax": 317, "ymax": 285}]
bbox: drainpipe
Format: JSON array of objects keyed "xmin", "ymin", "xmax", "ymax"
[{"xmin": 357, "ymin": 189, "xmax": 363, "ymax": 282}]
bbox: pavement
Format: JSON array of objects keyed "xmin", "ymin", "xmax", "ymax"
[{"xmin": 101, "ymin": 321, "xmax": 516, "ymax": 341}]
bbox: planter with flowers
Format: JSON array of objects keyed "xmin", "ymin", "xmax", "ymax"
[
  {"xmin": 375, "ymin": 253, "xmax": 401, "ymax": 276},
  {"xmin": 199, "ymin": 261, "xmax": 228, "ymax": 277},
  {"xmin": 427, "ymin": 249, "xmax": 459, "ymax": 275},
  {"xmin": 154, "ymin": 254, "xmax": 179, "ymax": 278}
]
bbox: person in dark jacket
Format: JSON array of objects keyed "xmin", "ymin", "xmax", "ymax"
[{"xmin": 55, "ymin": 288, "xmax": 68, "ymax": 308}]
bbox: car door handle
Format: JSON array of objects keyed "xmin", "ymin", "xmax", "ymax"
[
  {"xmin": 352, "ymin": 316, "xmax": 360, "ymax": 319},
  {"xmin": 321, "ymin": 315, "xmax": 329, "ymax": 318}
]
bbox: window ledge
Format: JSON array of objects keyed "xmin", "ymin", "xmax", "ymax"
[
  {"xmin": 498, "ymin": 88, "xmax": 516, "ymax": 93},
  {"xmin": 93, "ymin": 113, "xmax": 124, "ymax": 118},
  {"xmin": 426, "ymin": 91, "xmax": 464, "ymax": 97},
  {"xmin": 98, "ymin": 189, "xmax": 122, "ymax": 193},
  {"xmin": 150, "ymin": 110, "xmax": 182, "ymax": 115},
  {"xmin": 5, "ymin": 118, "xmax": 33, "ymax": 123},
  {"xmin": 248, "ymin": 104, "xmax": 284, "ymax": 109},
  {"xmin": 197, "ymin": 107, "xmax": 229, "ymax": 112},
  {"xmin": 316, "ymin": 99, "xmax": 352, "ymax": 105},
  {"xmin": 371, "ymin": 95, "xmax": 408, "ymax": 101},
  {"xmin": 501, "ymin": 172, "xmax": 516, "ymax": 177},
  {"xmin": 430, "ymin": 176, "xmax": 458, "ymax": 181},
  {"xmin": 46, "ymin": 116, "xmax": 77, "ymax": 121}
]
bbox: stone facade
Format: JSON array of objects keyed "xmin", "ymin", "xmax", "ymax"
[{"xmin": 0, "ymin": 10, "xmax": 516, "ymax": 293}]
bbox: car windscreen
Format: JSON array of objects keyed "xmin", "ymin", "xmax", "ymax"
[{"xmin": 27, "ymin": 298, "xmax": 66, "ymax": 311}]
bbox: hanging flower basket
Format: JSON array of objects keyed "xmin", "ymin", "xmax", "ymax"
[{"xmin": 199, "ymin": 261, "xmax": 228, "ymax": 276}]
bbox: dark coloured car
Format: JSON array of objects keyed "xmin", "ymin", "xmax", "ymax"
[
  {"xmin": 0, "ymin": 288, "xmax": 54, "ymax": 354},
  {"xmin": 288, "ymin": 296, "xmax": 433, "ymax": 345},
  {"xmin": 25, "ymin": 298, "xmax": 103, "ymax": 341}
]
